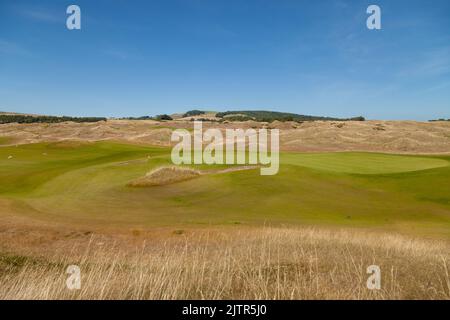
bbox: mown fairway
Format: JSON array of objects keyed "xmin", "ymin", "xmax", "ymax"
[{"xmin": 0, "ymin": 141, "xmax": 449, "ymax": 237}]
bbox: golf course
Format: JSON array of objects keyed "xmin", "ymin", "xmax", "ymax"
[
  {"xmin": 1, "ymin": 140, "xmax": 449, "ymax": 238},
  {"xmin": 2, "ymin": 0, "xmax": 450, "ymax": 302},
  {"xmin": 0, "ymin": 124, "xmax": 449, "ymax": 300}
]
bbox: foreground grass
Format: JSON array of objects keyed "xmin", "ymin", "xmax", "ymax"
[{"xmin": 0, "ymin": 227, "xmax": 448, "ymax": 300}]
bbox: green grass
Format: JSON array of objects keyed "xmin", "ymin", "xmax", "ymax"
[
  {"xmin": 0, "ymin": 141, "xmax": 449, "ymax": 238},
  {"xmin": 281, "ymin": 152, "xmax": 448, "ymax": 174},
  {"xmin": 0, "ymin": 136, "xmax": 13, "ymax": 145}
]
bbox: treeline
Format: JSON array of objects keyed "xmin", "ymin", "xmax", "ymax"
[
  {"xmin": 0, "ymin": 114, "xmax": 107, "ymax": 124},
  {"xmin": 183, "ymin": 110, "xmax": 205, "ymax": 117},
  {"xmin": 119, "ymin": 114, "xmax": 173, "ymax": 121},
  {"xmin": 1, "ymin": 110, "xmax": 367, "ymax": 124},
  {"xmin": 120, "ymin": 116, "xmax": 153, "ymax": 120},
  {"xmin": 215, "ymin": 110, "xmax": 365, "ymax": 122}
]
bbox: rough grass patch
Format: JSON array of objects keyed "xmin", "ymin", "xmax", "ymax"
[
  {"xmin": 0, "ymin": 227, "xmax": 448, "ymax": 299},
  {"xmin": 128, "ymin": 166, "xmax": 201, "ymax": 187}
]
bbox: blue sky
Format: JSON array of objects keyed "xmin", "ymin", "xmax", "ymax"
[{"xmin": 0, "ymin": 0, "xmax": 449, "ymax": 120}]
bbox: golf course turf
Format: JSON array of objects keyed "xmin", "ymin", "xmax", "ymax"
[{"xmin": 1, "ymin": 141, "xmax": 449, "ymax": 238}]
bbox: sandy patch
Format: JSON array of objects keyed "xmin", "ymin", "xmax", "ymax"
[
  {"xmin": 128, "ymin": 165, "xmax": 261, "ymax": 187},
  {"xmin": 128, "ymin": 167, "xmax": 201, "ymax": 187}
]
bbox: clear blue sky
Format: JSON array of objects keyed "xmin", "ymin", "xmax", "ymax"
[{"xmin": 0, "ymin": 0, "xmax": 449, "ymax": 120}]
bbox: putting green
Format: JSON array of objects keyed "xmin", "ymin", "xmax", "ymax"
[{"xmin": 282, "ymin": 152, "xmax": 448, "ymax": 174}]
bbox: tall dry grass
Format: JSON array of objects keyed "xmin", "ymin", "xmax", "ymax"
[
  {"xmin": 128, "ymin": 166, "xmax": 201, "ymax": 187},
  {"xmin": 0, "ymin": 227, "xmax": 449, "ymax": 300}
]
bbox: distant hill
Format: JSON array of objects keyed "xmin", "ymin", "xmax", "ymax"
[
  {"xmin": 215, "ymin": 110, "xmax": 365, "ymax": 122},
  {"xmin": 183, "ymin": 110, "xmax": 205, "ymax": 117},
  {"xmin": 0, "ymin": 114, "xmax": 107, "ymax": 124},
  {"xmin": 0, "ymin": 109, "xmax": 365, "ymax": 124},
  {"xmin": 0, "ymin": 111, "xmax": 42, "ymax": 117}
]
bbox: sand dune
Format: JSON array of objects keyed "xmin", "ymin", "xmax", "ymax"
[{"xmin": 1, "ymin": 119, "xmax": 450, "ymax": 154}]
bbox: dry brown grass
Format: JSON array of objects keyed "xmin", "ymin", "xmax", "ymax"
[
  {"xmin": 128, "ymin": 166, "xmax": 201, "ymax": 187},
  {"xmin": 0, "ymin": 227, "xmax": 448, "ymax": 300},
  {"xmin": 2, "ymin": 119, "xmax": 450, "ymax": 153},
  {"xmin": 127, "ymin": 166, "xmax": 260, "ymax": 187}
]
